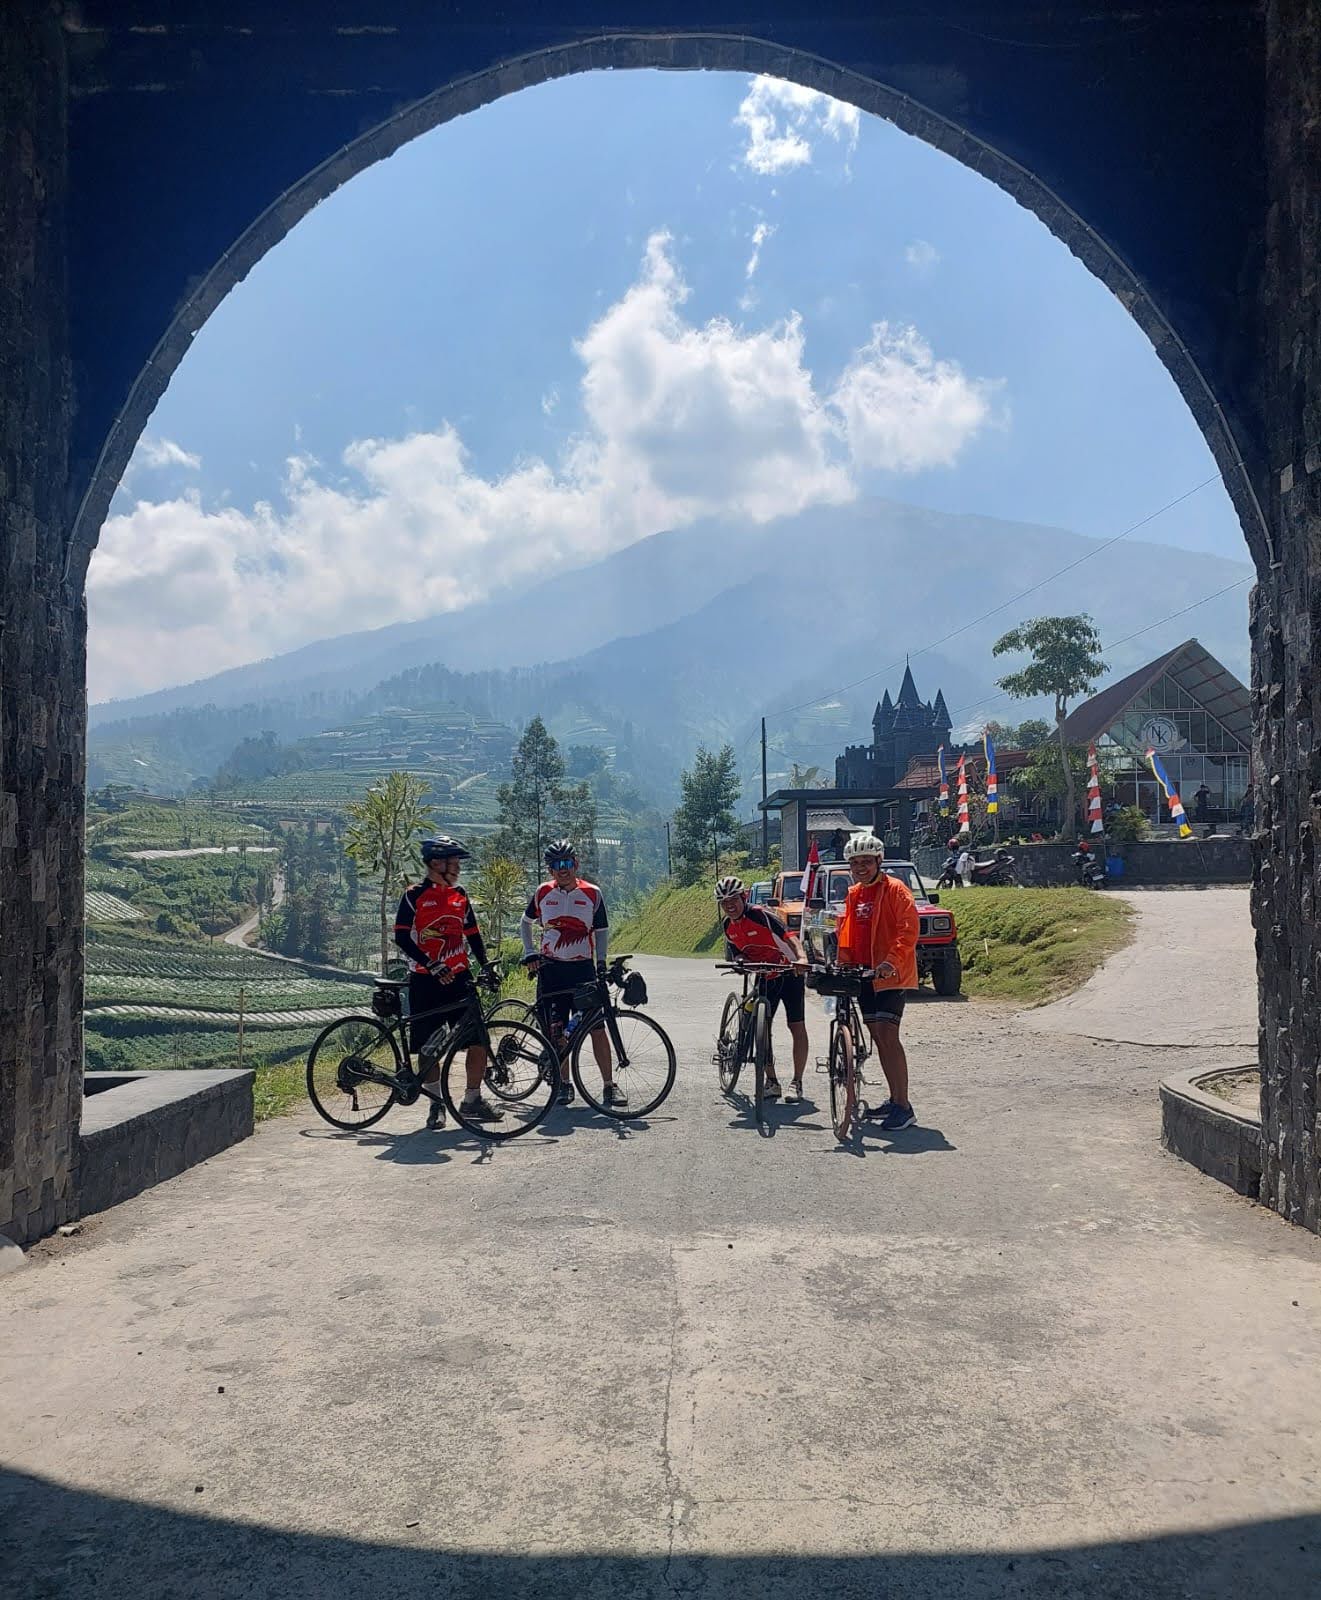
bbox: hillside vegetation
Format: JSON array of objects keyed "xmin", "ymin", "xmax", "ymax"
[{"xmin": 616, "ymin": 881, "xmax": 1133, "ymax": 1003}]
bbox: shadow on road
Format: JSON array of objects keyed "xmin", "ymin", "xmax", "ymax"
[{"xmin": 3, "ymin": 1466, "xmax": 1319, "ymax": 1599}]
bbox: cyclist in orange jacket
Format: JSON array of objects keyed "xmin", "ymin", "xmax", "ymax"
[{"xmin": 834, "ymin": 830, "xmax": 919, "ymax": 1131}]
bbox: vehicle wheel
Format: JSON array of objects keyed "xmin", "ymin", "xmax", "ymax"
[
  {"xmin": 306, "ymin": 1015, "xmax": 401, "ymax": 1130},
  {"xmin": 573, "ymin": 1009, "xmax": 677, "ymax": 1119},
  {"xmin": 481, "ymin": 998, "xmax": 548, "ymax": 1100},
  {"xmin": 441, "ymin": 1015, "xmax": 557, "ymax": 1140},
  {"xmin": 753, "ymin": 999, "xmax": 770, "ymax": 1128},
  {"xmin": 828, "ymin": 1023, "xmax": 856, "ymax": 1142},
  {"xmin": 933, "ymin": 949, "xmax": 963, "ymax": 996},
  {"xmin": 716, "ymin": 991, "xmax": 742, "ymax": 1094}
]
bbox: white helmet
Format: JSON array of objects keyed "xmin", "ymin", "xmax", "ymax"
[
  {"xmin": 843, "ymin": 830, "xmax": 885, "ymax": 861},
  {"xmin": 714, "ymin": 875, "xmax": 746, "ymax": 901}
]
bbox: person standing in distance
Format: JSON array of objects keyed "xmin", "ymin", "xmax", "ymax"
[
  {"xmin": 393, "ymin": 836, "xmax": 504, "ymax": 1129},
  {"xmin": 835, "ymin": 830, "xmax": 920, "ymax": 1132},
  {"xmin": 520, "ymin": 838, "xmax": 626, "ymax": 1108}
]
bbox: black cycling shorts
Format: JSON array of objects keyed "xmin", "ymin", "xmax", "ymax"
[
  {"xmin": 765, "ymin": 971, "xmax": 806, "ymax": 1026},
  {"xmin": 858, "ymin": 986, "xmax": 905, "ymax": 1025},
  {"xmin": 408, "ymin": 969, "xmax": 476, "ymax": 1056},
  {"xmin": 536, "ymin": 958, "xmax": 598, "ymax": 1035}
]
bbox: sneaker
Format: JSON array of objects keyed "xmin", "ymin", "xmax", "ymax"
[
  {"xmin": 556, "ymin": 1082, "xmax": 576, "ymax": 1106},
  {"xmin": 865, "ymin": 1098, "xmax": 896, "ymax": 1121},
  {"xmin": 425, "ymin": 1098, "xmax": 446, "ymax": 1131},
  {"xmin": 603, "ymin": 1081, "xmax": 628, "ymax": 1109},
  {"xmin": 460, "ymin": 1095, "xmax": 506, "ymax": 1123},
  {"xmin": 762, "ymin": 1077, "xmax": 783, "ymax": 1101},
  {"xmin": 879, "ymin": 1102, "xmax": 916, "ymax": 1132},
  {"xmin": 784, "ymin": 1080, "xmax": 804, "ymax": 1104}
]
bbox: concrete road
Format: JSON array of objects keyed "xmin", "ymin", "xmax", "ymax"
[
  {"xmin": 1027, "ymin": 887, "xmax": 1257, "ymax": 1048},
  {"xmin": 4, "ymin": 909, "xmax": 1320, "ymax": 1599}
]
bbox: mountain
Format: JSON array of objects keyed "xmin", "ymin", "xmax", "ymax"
[{"xmin": 88, "ymin": 498, "xmax": 1253, "ymax": 797}]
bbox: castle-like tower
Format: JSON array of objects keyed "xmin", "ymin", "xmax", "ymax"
[{"xmin": 835, "ymin": 664, "xmax": 952, "ymax": 790}]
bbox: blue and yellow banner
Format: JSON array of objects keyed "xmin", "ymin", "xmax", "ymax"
[
  {"xmin": 1147, "ymin": 748, "xmax": 1192, "ymax": 837},
  {"xmin": 983, "ymin": 729, "xmax": 998, "ymax": 815}
]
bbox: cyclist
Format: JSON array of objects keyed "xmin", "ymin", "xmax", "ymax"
[
  {"xmin": 716, "ymin": 874, "xmax": 810, "ymax": 1102},
  {"xmin": 520, "ymin": 838, "xmax": 626, "ymax": 1109},
  {"xmin": 393, "ymin": 836, "xmax": 504, "ymax": 1130},
  {"xmin": 835, "ymin": 830, "xmax": 919, "ymax": 1131}
]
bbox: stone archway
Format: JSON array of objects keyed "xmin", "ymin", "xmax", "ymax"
[{"xmin": 3, "ymin": 3, "xmax": 1318, "ymax": 1244}]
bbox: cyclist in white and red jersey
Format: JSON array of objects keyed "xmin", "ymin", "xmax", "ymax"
[
  {"xmin": 716, "ymin": 874, "xmax": 810, "ymax": 1103},
  {"xmin": 394, "ymin": 836, "xmax": 503, "ymax": 1129},
  {"xmin": 520, "ymin": 838, "xmax": 625, "ymax": 1108}
]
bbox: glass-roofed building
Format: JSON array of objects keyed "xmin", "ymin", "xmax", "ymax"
[{"xmin": 1058, "ymin": 638, "xmax": 1251, "ymax": 823}]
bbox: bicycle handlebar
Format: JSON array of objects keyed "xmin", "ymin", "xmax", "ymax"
[{"xmin": 716, "ymin": 960, "xmax": 794, "ymax": 974}]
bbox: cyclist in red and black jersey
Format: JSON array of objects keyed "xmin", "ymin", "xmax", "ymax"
[
  {"xmin": 716, "ymin": 874, "xmax": 810, "ymax": 1102},
  {"xmin": 394, "ymin": 836, "xmax": 503, "ymax": 1129}
]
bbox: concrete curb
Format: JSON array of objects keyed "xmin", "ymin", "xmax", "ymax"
[{"xmin": 1160, "ymin": 1065, "xmax": 1262, "ymax": 1199}]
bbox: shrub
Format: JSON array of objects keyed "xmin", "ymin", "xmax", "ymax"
[{"xmin": 1106, "ymin": 806, "xmax": 1149, "ymax": 843}]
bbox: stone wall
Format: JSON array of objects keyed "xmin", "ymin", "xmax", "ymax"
[
  {"xmin": 913, "ymin": 838, "xmax": 1251, "ymax": 888},
  {"xmin": 1253, "ymin": 0, "xmax": 1321, "ymax": 1231},
  {"xmin": 0, "ymin": 9, "xmax": 81, "ymax": 1247}
]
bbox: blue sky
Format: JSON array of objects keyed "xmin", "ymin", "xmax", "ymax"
[{"xmin": 90, "ymin": 69, "xmax": 1247, "ymax": 699}]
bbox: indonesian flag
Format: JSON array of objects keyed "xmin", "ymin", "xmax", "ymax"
[
  {"xmin": 983, "ymin": 729, "xmax": 998, "ymax": 815},
  {"xmin": 800, "ymin": 838, "xmax": 820, "ymax": 910},
  {"xmin": 956, "ymin": 753, "xmax": 970, "ymax": 835},
  {"xmin": 1147, "ymin": 748, "xmax": 1192, "ymax": 838},
  {"xmin": 1087, "ymin": 744, "xmax": 1104, "ymax": 834},
  {"xmin": 937, "ymin": 745, "xmax": 950, "ymax": 817}
]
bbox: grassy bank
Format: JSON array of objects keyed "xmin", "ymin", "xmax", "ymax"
[{"xmin": 615, "ymin": 880, "xmax": 1133, "ymax": 1004}]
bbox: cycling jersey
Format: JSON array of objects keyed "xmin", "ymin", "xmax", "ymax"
[
  {"xmin": 394, "ymin": 880, "xmax": 485, "ymax": 976},
  {"xmin": 521, "ymin": 878, "xmax": 608, "ymax": 963},
  {"xmin": 722, "ymin": 905, "xmax": 797, "ymax": 967}
]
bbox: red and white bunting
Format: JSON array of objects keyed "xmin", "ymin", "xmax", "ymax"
[
  {"xmin": 1087, "ymin": 744, "xmax": 1104, "ymax": 834},
  {"xmin": 956, "ymin": 753, "xmax": 970, "ymax": 835}
]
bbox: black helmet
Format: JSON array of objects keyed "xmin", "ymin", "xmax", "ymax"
[
  {"xmin": 544, "ymin": 838, "xmax": 576, "ymax": 865},
  {"xmin": 421, "ymin": 836, "xmax": 469, "ymax": 864}
]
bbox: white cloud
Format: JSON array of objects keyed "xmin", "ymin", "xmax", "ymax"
[
  {"xmin": 734, "ymin": 76, "xmax": 860, "ymax": 176},
  {"xmin": 132, "ymin": 436, "xmax": 202, "ymax": 472},
  {"xmin": 745, "ymin": 221, "xmax": 774, "ymax": 279},
  {"xmin": 905, "ymin": 239, "xmax": 940, "ymax": 272},
  {"xmin": 541, "ymin": 386, "xmax": 560, "ymax": 416},
  {"xmin": 89, "ymin": 236, "xmax": 998, "ymax": 700},
  {"xmin": 833, "ymin": 323, "xmax": 1003, "ymax": 474}
]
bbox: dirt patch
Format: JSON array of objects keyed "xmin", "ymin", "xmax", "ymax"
[{"xmin": 1200, "ymin": 1066, "xmax": 1261, "ymax": 1113}]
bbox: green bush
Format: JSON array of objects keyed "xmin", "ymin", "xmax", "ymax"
[{"xmin": 1106, "ymin": 806, "xmax": 1149, "ymax": 843}]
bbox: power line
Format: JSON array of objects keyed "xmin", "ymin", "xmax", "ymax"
[{"xmin": 759, "ymin": 473, "xmax": 1222, "ymax": 726}]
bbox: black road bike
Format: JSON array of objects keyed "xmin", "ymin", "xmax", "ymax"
[
  {"xmin": 806, "ymin": 963, "xmax": 874, "ymax": 1142},
  {"xmin": 305, "ymin": 972, "xmax": 557, "ymax": 1141},
  {"xmin": 713, "ymin": 961, "xmax": 786, "ymax": 1127},
  {"xmin": 484, "ymin": 955, "xmax": 676, "ymax": 1120}
]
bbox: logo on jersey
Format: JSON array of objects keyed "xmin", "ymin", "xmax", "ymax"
[{"xmin": 544, "ymin": 914, "xmax": 592, "ymax": 954}]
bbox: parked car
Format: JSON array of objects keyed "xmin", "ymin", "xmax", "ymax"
[
  {"xmin": 746, "ymin": 880, "xmax": 773, "ymax": 907},
  {"xmin": 802, "ymin": 859, "xmax": 963, "ymax": 996},
  {"xmin": 767, "ymin": 869, "xmax": 806, "ymax": 932}
]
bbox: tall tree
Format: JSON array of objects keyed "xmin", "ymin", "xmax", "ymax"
[
  {"xmin": 672, "ymin": 744, "xmax": 740, "ymax": 884},
  {"xmin": 555, "ymin": 780, "xmax": 599, "ymax": 879},
  {"xmin": 470, "ymin": 847, "xmax": 527, "ymax": 961},
  {"xmin": 496, "ymin": 716, "xmax": 566, "ymax": 876},
  {"xmin": 993, "ymin": 616, "xmax": 1107, "ymax": 839},
  {"xmin": 344, "ymin": 771, "xmax": 435, "ymax": 973}
]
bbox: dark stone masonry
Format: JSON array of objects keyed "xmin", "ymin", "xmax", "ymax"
[{"xmin": 2, "ymin": 2, "xmax": 1319, "ymax": 1238}]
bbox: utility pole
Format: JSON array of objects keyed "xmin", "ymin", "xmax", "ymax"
[
  {"xmin": 665, "ymin": 819, "xmax": 672, "ymax": 878},
  {"xmin": 237, "ymin": 985, "xmax": 246, "ymax": 1072},
  {"xmin": 761, "ymin": 717, "xmax": 769, "ymax": 868}
]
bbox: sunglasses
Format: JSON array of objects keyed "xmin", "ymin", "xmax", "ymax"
[{"xmin": 549, "ymin": 857, "xmax": 576, "ymax": 870}]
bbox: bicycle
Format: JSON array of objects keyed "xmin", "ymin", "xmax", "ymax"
[
  {"xmin": 305, "ymin": 970, "xmax": 558, "ymax": 1141},
  {"xmin": 806, "ymin": 963, "xmax": 875, "ymax": 1142},
  {"xmin": 713, "ymin": 960, "xmax": 788, "ymax": 1127}
]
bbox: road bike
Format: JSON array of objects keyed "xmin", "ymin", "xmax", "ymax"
[
  {"xmin": 497, "ymin": 954, "xmax": 676, "ymax": 1119},
  {"xmin": 713, "ymin": 960, "xmax": 787, "ymax": 1127},
  {"xmin": 806, "ymin": 963, "xmax": 875, "ymax": 1142},
  {"xmin": 305, "ymin": 971, "xmax": 557, "ymax": 1141}
]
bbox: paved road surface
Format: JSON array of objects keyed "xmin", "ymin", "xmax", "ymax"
[
  {"xmin": 3, "ymin": 894, "xmax": 1319, "ymax": 1599},
  {"xmin": 1027, "ymin": 887, "xmax": 1257, "ymax": 1048}
]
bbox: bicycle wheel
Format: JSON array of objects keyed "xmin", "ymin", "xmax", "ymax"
[
  {"xmin": 306, "ymin": 1015, "xmax": 401, "ymax": 1131},
  {"xmin": 573, "ymin": 1008, "xmax": 677, "ymax": 1119},
  {"xmin": 484, "ymin": 996, "xmax": 536, "ymax": 1028},
  {"xmin": 828, "ymin": 1020, "xmax": 856, "ymax": 1142},
  {"xmin": 441, "ymin": 1014, "xmax": 557, "ymax": 1140},
  {"xmin": 716, "ymin": 991, "xmax": 742, "ymax": 1094},
  {"xmin": 481, "ymin": 998, "xmax": 550, "ymax": 1101},
  {"xmin": 753, "ymin": 999, "xmax": 769, "ymax": 1124}
]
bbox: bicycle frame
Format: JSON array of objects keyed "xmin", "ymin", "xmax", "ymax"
[{"xmin": 351, "ymin": 986, "xmax": 495, "ymax": 1104}]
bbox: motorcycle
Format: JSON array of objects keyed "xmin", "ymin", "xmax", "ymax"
[
  {"xmin": 1072, "ymin": 845, "xmax": 1108, "ymax": 889},
  {"xmin": 938, "ymin": 846, "xmax": 1017, "ymax": 888}
]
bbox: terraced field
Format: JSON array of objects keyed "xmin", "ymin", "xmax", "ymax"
[{"xmin": 85, "ymin": 890, "xmax": 143, "ymax": 922}]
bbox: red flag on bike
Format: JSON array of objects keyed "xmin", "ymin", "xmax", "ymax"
[{"xmin": 800, "ymin": 838, "xmax": 820, "ymax": 909}]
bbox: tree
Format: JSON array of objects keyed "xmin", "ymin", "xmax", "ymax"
[
  {"xmin": 496, "ymin": 716, "xmax": 566, "ymax": 877},
  {"xmin": 555, "ymin": 780, "xmax": 599, "ymax": 879},
  {"xmin": 993, "ymin": 616, "xmax": 1106, "ymax": 839},
  {"xmin": 672, "ymin": 744, "xmax": 740, "ymax": 884},
  {"xmin": 344, "ymin": 771, "xmax": 436, "ymax": 974},
  {"xmin": 470, "ymin": 847, "xmax": 526, "ymax": 960},
  {"xmin": 1015, "ymin": 718, "xmax": 1052, "ymax": 750}
]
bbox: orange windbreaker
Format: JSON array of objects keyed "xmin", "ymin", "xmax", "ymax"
[{"xmin": 836, "ymin": 873, "xmax": 920, "ymax": 990}]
